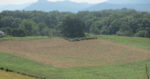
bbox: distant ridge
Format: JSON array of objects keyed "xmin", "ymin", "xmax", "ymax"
[
  {"xmin": 25, "ymin": 0, "xmax": 92, "ymax": 12},
  {"xmin": 0, "ymin": 3, "xmax": 30, "ymax": 12},
  {"xmin": 87, "ymin": 2, "xmax": 150, "ymax": 12},
  {"xmin": 107, "ymin": 0, "xmax": 150, "ymax": 4},
  {"xmin": 0, "ymin": 0, "xmax": 150, "ymax": 12},
  {"xmin": 87, "ymin": 0, "xmax": 150, "ymax": 12}
]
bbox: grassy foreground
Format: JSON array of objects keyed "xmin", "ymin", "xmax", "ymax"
[
  {"xmin": 0, "ymin": 52, "xmax": 150, "ymax": 79},
  {"xmin": 0, "ymin": 71, "xmax": 35, "ymax": 79}
]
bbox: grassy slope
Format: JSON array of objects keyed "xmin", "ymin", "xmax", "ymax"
[
  {"xmin": 0, "ymin": 51, "xmax": 150, "ymax": 79},
  {"xmin": 98, "ymin": 35, "xmax": 150, "ymax": 50},
  {"xmin": 0, "ymin": 35, "xmax": 150, "ymax": 79},
  {"xmin": 0, "ymin": 71, "xmax": 35, "ymax": 79}
]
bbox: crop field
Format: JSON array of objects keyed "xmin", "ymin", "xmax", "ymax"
[
  {"xmin": 0, "ymin": 36, "xmax": 150, "ymax": 79},
  {"xmin": 0, "ymin": 38, "xmax": 150, "ymax": 68}
]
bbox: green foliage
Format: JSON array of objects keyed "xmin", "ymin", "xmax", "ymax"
[
  {"xmin": 0, "ymin": 10, "xmax": 150, "ymax": 38},
  {"xmin": 60, "ymin": 15, "xmax": 85, "ymax": 38},
  {"xmin": 78, "ymin": 9, "xmax": 150, "ymax": 38},
  {"xmin": 11, "ymin": 28, "xmax": 26, "ymax": 37},
  {"xmin": 135, "ymin": 30, "xmax": 147, "ymax": 37},
  {"xmin": 19, "ymin": 20, "xmax": 39, "ymax": 36},
  {"xmin": 0, "ymin": 16, "xmax": 21, "ymax": 28},
  {"xmin": 90, "ymin": 20, "xmax": 103, "ymax": 34},
  {"xmin": 66, "ymin": 36, "xmax": 97, "ymax": 42}
]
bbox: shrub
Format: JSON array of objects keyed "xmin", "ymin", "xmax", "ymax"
[
  {"xmin": 135, "ymin": 30, "xmax": 147, "ymax": 37},
  {"xmin": 116, "ymin": 31, "xmax": 133, "ymax": 36}
]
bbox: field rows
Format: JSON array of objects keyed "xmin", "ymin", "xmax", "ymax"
[
  {"xmin": 0, "ymin": 38, "xmax": 150, "ymax": 68},
  {"xmin": 0, "ymin": 36, "xmax": 150, "ymax": 79}
]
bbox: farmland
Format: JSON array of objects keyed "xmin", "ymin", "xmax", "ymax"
[
  {"xmin": 0, "ymin": 4, "xmax": 150, "ymax": 79},
  {"xmin": 0, "ymin": 35, "xmax": 150, "ymax": 79},
  {"xmin": 0, "ymin": 37, "xmax": 150, "ymax": 68}
]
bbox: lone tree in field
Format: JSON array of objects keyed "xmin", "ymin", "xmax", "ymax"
[{"xmin": 60, "ymin": 15, "xmax": 85, "ymax": 38}]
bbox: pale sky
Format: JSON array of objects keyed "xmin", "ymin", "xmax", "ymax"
[
  {"xmin": 0, "ymin": 0, "xmax": 107, "ymax": 5},
  {"xmin": 0, "ymin": 0, "xmax": 37, "ymax": 5}
]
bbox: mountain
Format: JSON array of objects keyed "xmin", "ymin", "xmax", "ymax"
[
  {"xmin": 25, "ymin": 0, "xmax": 92, "ymax": 12},
  {"xmin": 107, "ymin": 0, "xmax": 150, "ymax": 4},
  {"xmin": 88, "ymin": 0, "xmax": 150, "ymax": 12},
  {"xmin": 0, "ymin": 3, "xmax": 31, "ymax": 12},
  {"xmin": 1, "ymin": 0, "xmax": 150, "ymax": 12}
]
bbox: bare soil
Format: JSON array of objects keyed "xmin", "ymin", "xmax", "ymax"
[{"xmin": 0, "ymin": 38, "xmax": 150, "ymax": 68}]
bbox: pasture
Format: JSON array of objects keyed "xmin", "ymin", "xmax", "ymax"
[
  {"xmin": 98, "ymin": 35, "xmax": 150, "ymax": 50},
  {"xmin": 0, "ymin": 35, "xmax": 150, "ymax": 79},
  {"xmin": 0, "ymin": 38, "xmax": 150, "ymax": 68}
]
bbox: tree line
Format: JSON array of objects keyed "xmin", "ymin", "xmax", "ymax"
[{"xmin": 0, "ymin": 9, "xmax": 150, "ymax": 38}]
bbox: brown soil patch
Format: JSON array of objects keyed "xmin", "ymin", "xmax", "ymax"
[{"xmin": 0, "ymin": 38, "xmax": 150, "ymax": 68}]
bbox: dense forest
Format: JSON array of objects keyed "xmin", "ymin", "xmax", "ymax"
[{"xmin": 0, "ymin": 9, "xmax": 150, "ymax": 38}]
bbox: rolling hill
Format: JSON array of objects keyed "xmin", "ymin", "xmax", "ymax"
[{"xmin": 0, "ymin": 35, "xmax": 150, "ymax": 79}]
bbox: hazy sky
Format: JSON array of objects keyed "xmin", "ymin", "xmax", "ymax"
[{"xmin": 0, "ymin": 0, "xmax": 107, "ymax": 5}]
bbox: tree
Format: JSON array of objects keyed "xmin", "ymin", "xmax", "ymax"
[
  {"xmin": 116, "ymin": 22, "xmax": 133, "ymax": 36},
  {"xmin": 145, "ymin": 27, "xmax": 150, "ymax": 38},
  {"xmin": 0, "ymin": 10, "xmax": 150, "ymax": 38},
  {"xmin": 38, "ymin": 23, "xmax": 51, "ymax": 36},
  {"xmin": 60, "ymin": 15, "xmax": 85, "ymax": 38},
  {"xmin": 0, "ymin": 16, "xmax": 21, "ymax": 28},
  {"xmin": 90, "ymin": 20, "xmax": 103, "ymax": 34},
  {"xmin": 135, "ymin": 30, "xmax": 147, "ymax": 37},
  {"xmin": 11, "ymin": 28, "xmax": 26, "ymax": 37},
  {"xmin": 19, "ymin": 20, "xmax": 39, "ymax": 36}
]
